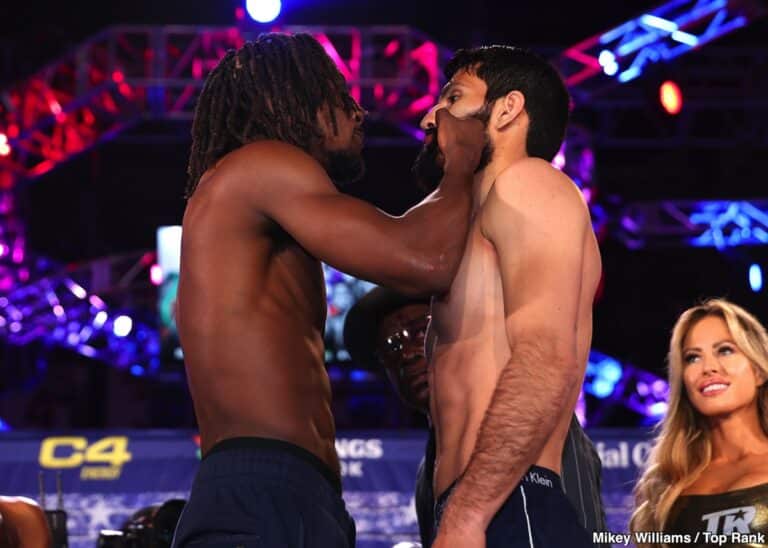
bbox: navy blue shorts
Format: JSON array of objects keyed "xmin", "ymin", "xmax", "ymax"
[
  {"xmin": 434, "ymin": 466, "xmax": 593, "ymax": 548},
  {"xmin": 171, "ymin": 437, "xmax": 355, "ymax": 548}
]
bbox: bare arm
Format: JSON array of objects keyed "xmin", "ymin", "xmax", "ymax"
[
  {"xmin": 229, "ymin": 112, "xmax": 483, "ymax": 295},
  {"xmin": 437, "ymin": 159, "xmax": 595, "ymax": 534},
  {"xmin": 0, "ymin": 497, "xmax": 52, "ymax": 548}
]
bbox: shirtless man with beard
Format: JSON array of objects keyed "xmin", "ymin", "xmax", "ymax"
[{"xmin": 412, "ymin": 45, "xmax": 602, "ymax": 548}]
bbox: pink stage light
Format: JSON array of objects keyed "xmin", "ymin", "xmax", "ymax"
[
  {"xmin": 410, "ymin": 42, "xmax": 440, "ymax": 96},
  {"xmin": 384, "ymin": 40, "xmax": 400, "ymax": 57},
  {"xmin": 552, "ymin": 148, "xmax": 566, "ymax": 171},
  {"xmin": 112, "ymin": 71, "xmax": 125, "ymax": 83},
  {"xmin": 11, "ymin": 244, "xmax": 24, "ymax": 264},
  {"xmin": 407, "ymin": 95, "xmax": 435, "ymax": 115},
  {"xmin": 49, "ymin": 99, "xmax": 62, "ymax": 116},
  {"xmin": 150, "ymin": 264, "xmax": 164, "ymax": 286}
]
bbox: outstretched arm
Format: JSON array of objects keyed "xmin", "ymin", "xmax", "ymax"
[
  {"xmin": 435, "ymin": 159, "xmax": 595, "ymax": 543},
  {"xmin": 231, "ymin": 110, "xmax": 484, "ymax": 296}
]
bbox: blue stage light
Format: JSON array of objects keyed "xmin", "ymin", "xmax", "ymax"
[
  {"xmin": 599, "ymin": 359, "xmax": 623, "ymax": 384},
  {"xmin": 349, "ymin": 369, "xmax": 374, "ymax": 383},
  {"xmin": 749, "ymin": 264, "xmax": 763, "ymax": 292},
  {"xmin": 113, "ymin": 315, "xmax": 133, "ymax": 337},
  {"xmin": 648, "ymin": 401, "xmax": 668, "ymax": 418},
  {"xmin": 130, "ymin": 364, "xmax": 145, "ymax": 376},
  {"xmin": 246, "ymin": 0, "xmax": 282, "ymax": 23},
  {"xmin": 592, "ymin": 379, "xmax": 614, "ymax": 399}
]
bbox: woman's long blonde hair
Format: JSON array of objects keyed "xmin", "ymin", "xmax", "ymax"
[{"xmin": 629, "ymin": 299, "xmax": 768, "ymax": 544}]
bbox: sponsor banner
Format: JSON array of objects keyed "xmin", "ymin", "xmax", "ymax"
[{"xmin": 0, "ymin": 429, "xmax": 651, "ymax": 548}]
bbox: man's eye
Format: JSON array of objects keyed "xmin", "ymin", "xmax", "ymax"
[{"xmin": 448, "ymin": 95, "xmax": 459, "ymax": 104}]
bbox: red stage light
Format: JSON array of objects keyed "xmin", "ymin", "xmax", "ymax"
[
  {"xmin": 0, "ymin": 134, "xmax": 10, "ymax": 157},
  {"xmin": 659, "ymin": 80, "xmax": 683, "ymax": 115}
]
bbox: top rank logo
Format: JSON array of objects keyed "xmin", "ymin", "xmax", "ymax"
[{"xmin": 701, "ymin": 506, "xmax": 756, "ymax": 534}]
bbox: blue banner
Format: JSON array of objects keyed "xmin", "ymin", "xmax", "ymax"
[{"xmin": 0, "ymin": 429, "xmax": 652, "ymax": 547}]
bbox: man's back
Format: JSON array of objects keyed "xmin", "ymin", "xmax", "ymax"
[
  {"xmin": 178, "ymin": 144, "xmax": 339, "ymax": 472},
  {"xmin": 428, "ymin": 158, "xmax": 602, "ymax": 497}
]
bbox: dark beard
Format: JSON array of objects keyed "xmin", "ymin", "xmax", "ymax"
[
  {"xmin": 326, "ymin": 150, "xmax": 366, "ymax": 188},
  {"xmin": 411, "ymin": 132, "xmax": 444, "ymax": 194},
  {"xmin": 411, "ymin": 106, "xmax": 493, "ymax": 194}
]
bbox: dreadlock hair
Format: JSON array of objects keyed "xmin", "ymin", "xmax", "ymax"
[
  {"xmin": 445, "ymin": 45, "xmax": 570, "ymax": 162},
  {"xmin": 186, "ymin": 32, "xmax": 358, "ymax": 198}
]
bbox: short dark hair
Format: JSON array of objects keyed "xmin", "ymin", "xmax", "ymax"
[
  {"xmin": 186, "ymin": 32, "xmax": 358, "ymax": 197},
  {"xmin": 445, "ymin": 45, "xmax": 570, "ymax": 162}
]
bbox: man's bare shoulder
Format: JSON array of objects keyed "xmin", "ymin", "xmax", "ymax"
[
  {"xmin": 228, "ymin": 139, "xmax": 313, "ymax": 164},
  {"xmin": 227, "ymin": 140, "xmax": 327, "ymax": 182},
  {"xmin": 481, "ymin": 157, "xmax": 591, "ymax": 239},
  {"xmin": 491, "ymin": 157, "xmax": 586, "ymax": 208},
  {"xmin": 198, "ymin": 140, "xmax": 331, "ymax": 201}
]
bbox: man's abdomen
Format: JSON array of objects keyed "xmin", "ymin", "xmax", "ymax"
[
  {"xmin": 430, "ymin": 343, "xmax": 502, "ymax": 497},
  {"xmin": 184, "ymin": 320, "xmax": 340, "ymax": 476}
]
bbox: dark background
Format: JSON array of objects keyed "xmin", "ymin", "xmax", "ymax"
[{"xmin": 1, "ymin": 0, "xmax": 767, "ymax": 428}]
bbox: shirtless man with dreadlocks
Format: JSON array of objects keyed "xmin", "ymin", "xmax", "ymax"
[{"xmin": 171, "ymin": 33, "xmax": 485, "ymax": 547}]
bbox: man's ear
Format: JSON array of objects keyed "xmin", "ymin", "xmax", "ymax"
[{"xmin": 493, "ymin": 90, "xmax": 526, "ymax": 131}]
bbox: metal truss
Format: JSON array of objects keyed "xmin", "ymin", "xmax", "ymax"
[
  {"xmin": 0, "ymin": 12, "xmax": 766, "ymax": 377},
  {"xmin": 557, "ymin": 0, "xmax": 767, "ymax": 99},
  {"xmin": 0, "ymin": 247, "xmax": 160, "ymax": 372},
  {"xmin": 578, "ymin": 46, "xmax": 768, "ymax": 148},
  {"xmin": 0, "ymin": 25, "xmax": 449, "ymax": 188},
  {"xmin": 616, "ymin": 199, "xmax": 768, "ymax": 249}
]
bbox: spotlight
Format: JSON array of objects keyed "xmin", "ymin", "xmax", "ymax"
[
  {"xmin": 659, "ymin": 80, "xmax": 683, "ymax": 115},
  {"xmin": 749, "ymin": 263, "xmax": 763, "ymax": 292},
  {"xmin": 245, "ymin": 0, "xmax": 282, "ymax": 23},
  {"xmin": 150, "ymin": 264, "xmax": 163, "ymax": 286},
  {"xmin": 0, "ymin": 133, "xmax": 10, "ymax": 157},
  {"xmin": 93, "ymin": 311, "xmax": 108, "ymax": 329},
  {"xmin": 598, "ymin": 50, "xmax": 619, "ymax": 77},
  {"xmin": 113, "ymin": 315, "xmax": 133, "ymax": 337}
]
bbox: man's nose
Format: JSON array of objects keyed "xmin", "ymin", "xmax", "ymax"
[{"xmin": 420, "ymin": 104, "xmax": 439, "ymax": 131}]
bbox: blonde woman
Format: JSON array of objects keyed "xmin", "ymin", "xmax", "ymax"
[{"xmin": 630, "ymin": 299, "xmax": 768, "ymax": 546}]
